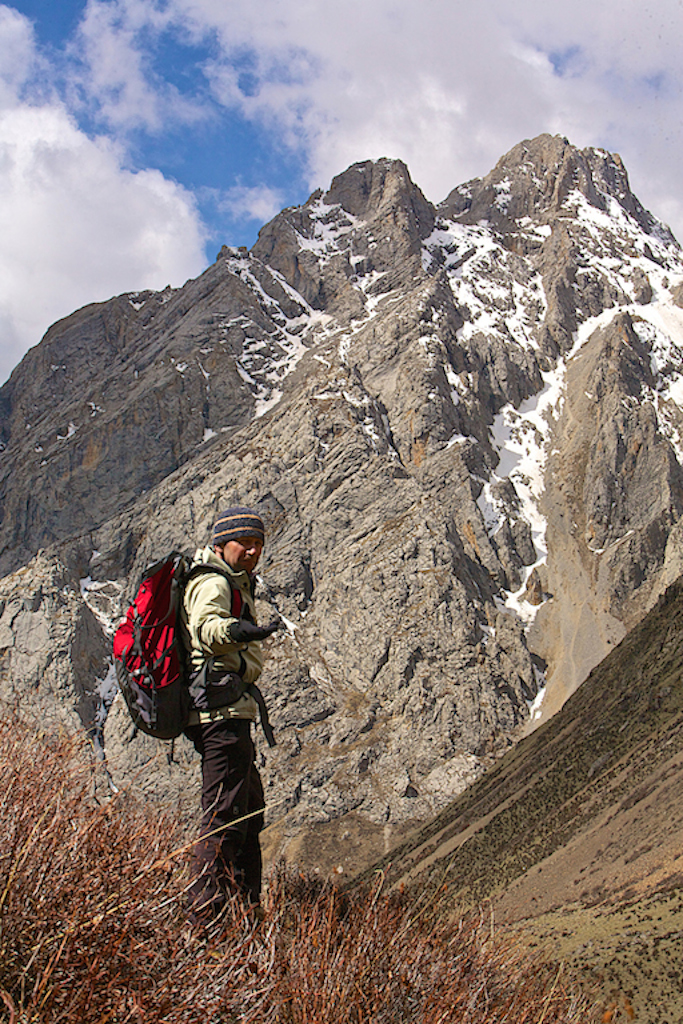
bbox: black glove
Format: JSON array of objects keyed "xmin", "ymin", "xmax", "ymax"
[{"xmin": 229, "ymin": 617, "xmax": 282, "ymax": 643}]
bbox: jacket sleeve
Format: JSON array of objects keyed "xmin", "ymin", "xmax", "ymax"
[{"xmin": 184, "ymin": 573, "xmax": 240, "ymax": 656}]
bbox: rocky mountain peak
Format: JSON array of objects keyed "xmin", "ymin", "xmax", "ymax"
[
  {"xmin": 251, "ymin": 156, "xmax": 433, "ymax": 318},
  {"xmin": 2, "ymin": 134, "xmax": 683, "ymax": 878},
  {"xmin": 325, "ymin": 157, "xmax": 435, "ymax": 240},
  {"xmin": 439, "ymin": 133, "xmax": 671, "ymax": 245}
]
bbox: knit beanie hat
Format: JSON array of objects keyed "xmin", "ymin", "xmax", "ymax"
[{"xmin": 213, "ymin": 507, "xmax": 265, "ymax": 546}]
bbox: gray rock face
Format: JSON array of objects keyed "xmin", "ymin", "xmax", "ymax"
[
  {"xmin": 0, "ymin": 552, "xmax": 112, "ymax": 734},
  {"xmin": 2, "ymin": 133, "xmax": 683, "ymax": 876},
  {"xmin": 528, "ymin": 311, "xmax": 683, "ymax": 714},
  {"xmin": 0, "ymin": 262, "xmax": 298, "ymax": 574}
]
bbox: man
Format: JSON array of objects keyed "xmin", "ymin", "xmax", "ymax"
[{"xmin": 181, "ymin": 506, "xmax": 280, "ymax": 922}]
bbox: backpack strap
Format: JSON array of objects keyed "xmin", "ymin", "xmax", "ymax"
[
  {"xmin": 184, "ymin": 563, "xmax": 243, "ymax": 618},
  {"xmin": 247, "ymin": 683, "xmax": 276, "ymax": 747}
]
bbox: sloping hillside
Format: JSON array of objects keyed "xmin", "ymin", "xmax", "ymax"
[{"xmin": 363, "ymin": 576, "xmax": 683, "ymax": 1021}]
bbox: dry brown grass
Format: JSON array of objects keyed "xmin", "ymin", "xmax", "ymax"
[{"xmin": 0, "ymin": 718, "xmax": 598, "ymax": 1023}]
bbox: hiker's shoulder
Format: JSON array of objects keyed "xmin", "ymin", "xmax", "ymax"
[
  {"xmin": 184, "ymin": 548, "xmax": 231, "ymax": 594},
  {"xmin": 191, "ymin": 545, "xmax": 221, "ymax": 570}
]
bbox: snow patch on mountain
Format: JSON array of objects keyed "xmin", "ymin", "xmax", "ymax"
[
  {"xmin": 423, "ymin": 220, "xmax": 547, "ymax": 352},
  {"xmin": 214, "ymin": 252, "xmax": 336, "ymax": 416},
  {"xmin": 633, "ymin": 301, "xmax": 683, "ymax": 461},
  {"xmin": 296, "ymin": 198, "xmax": 364, "ymax": 263},
  {"xmin": 79, "ymin": 577, "xmax": 122, "ymax": 636}
]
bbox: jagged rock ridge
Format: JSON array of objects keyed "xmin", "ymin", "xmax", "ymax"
[{"xmin": 2, "ymin": 134, "xmax": 683, "ymax": 874}]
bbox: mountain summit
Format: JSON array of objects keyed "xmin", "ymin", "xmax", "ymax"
[{"xmin": 1, "ymin": 134, "xmax": 683, "ymax": 872}]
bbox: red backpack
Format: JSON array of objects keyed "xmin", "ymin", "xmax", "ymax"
[{"xmin": 113, "ymin": 553, "xmax": 240, "ymax": 739}]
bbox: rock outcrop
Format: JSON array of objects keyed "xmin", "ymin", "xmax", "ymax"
[{"xmin": 2, "ymin": 134, "xmax": 683, "ymax": 874}]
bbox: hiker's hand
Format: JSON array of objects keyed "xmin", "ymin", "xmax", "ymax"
[{"xmin": 229, "ymin": 617, "xmax": 283, "ymax": 642}]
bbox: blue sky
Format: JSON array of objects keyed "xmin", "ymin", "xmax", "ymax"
[{"xmin": 1, "ymin": 0, "xmax": 682, "ymax": 382}]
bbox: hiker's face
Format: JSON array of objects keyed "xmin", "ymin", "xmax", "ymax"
[{"xmin": 218, "ymin": 536, "xmax": 263, "ymax": 574}]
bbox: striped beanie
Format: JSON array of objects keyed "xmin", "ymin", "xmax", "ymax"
[{"xmin": 213, "ymin": 507, "xmax": 265, "ymax": 546}]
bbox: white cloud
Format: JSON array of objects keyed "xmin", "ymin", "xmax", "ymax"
[
  {"xmin": 3, "ymin": 0, "xmax": 683, "ymax": 381},
  {"xmin": 217, "ymin": 183, "xmax": 284, "ymax": 223},
  {"xmin": 0, "ymin": 6, "xmax": 207, "ymax": 385},
  {"xmin": 0, "ymin": 3, "xmax": 43, "ymax": 103},
  {"xmin": 144, "ymin": 0, "xmax": 682, "ymax": 235},
  {"xmin": 71, "ymin": 0, "xmax": 205, "ymax": 131}
]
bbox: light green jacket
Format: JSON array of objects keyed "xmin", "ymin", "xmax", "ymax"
[{"xmin": 181, "ymin": 546, "xmax": 263, "ymax": 719}]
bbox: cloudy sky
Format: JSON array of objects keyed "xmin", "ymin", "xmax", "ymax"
[{"xmin": 0, "ymin": 0, "xmax": 681, "ymax": 382}]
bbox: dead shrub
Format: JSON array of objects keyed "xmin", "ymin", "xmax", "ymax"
[{"xmin": 0, "ymin": 718, "xmax": 597, "ymax": 1023}]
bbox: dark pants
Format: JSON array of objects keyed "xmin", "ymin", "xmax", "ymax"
[{"xmin": 184, "ymin": 719, "xmax": 265, "ymax": 921}]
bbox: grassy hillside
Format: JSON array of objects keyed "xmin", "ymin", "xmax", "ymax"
[{"xmin": 359, "ymin": 577, "xmax": 683, "ymax": 1021}]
